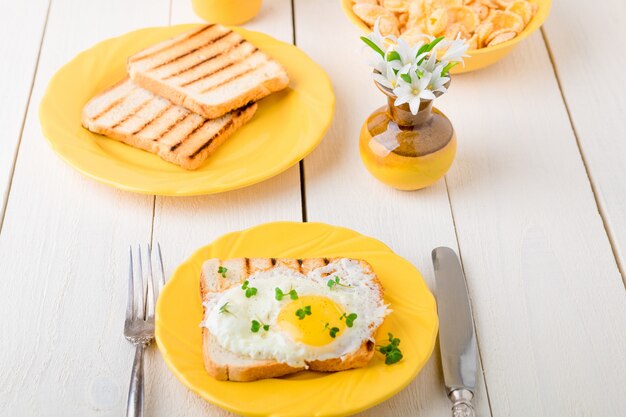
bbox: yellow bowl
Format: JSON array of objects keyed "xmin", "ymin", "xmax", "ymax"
[
  {"xmin": 192, "ymin": 0, "xmax": 263, "ymax": 25},
  {"xmin": 340, "ymin": 0, "xmax": 551, "ymax": 73}
]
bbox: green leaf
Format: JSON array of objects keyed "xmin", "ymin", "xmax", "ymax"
[
  {"xmin": 263, "ymin": 324, "xmax": 270, "ymax": 331},
  {"xmin": 441, "ymin": 61, "xmax": 458, "ymax": 76},
  {"xmin": 275, "ymin": 287, "xmax": 284, "ymax": 301},
  {"xmin": 251, "ymin": 320, "xmax": 261, "ymax": 332},
  {"xmin": 245, "ymin": 287, "xmax": 257, "ymax": 298},
  {"xmin": 329, "ymin": 327, "xmax": 340, "ymax": 338},
  {"xmin": 360, "ymin": 36, "xmax": 385, "ymax": 58},
  {"xmin": 386, "ymin": 50, "xmax": 401, "ymax": 62},
  {"xmin": 217, "ymin": 266, "xmax": 228, "ymax": 278},
  {"xmin": 304, "ymin": 305, "xmax": 311, "ymax": 315},
  {"xmin": 241, "ymin": 280, "xmax": 249, "ymax": 290},
  {"xmin": 218, "ymin": 302, "xmax": 230, "ymax": 314},
  {"xmin": 385, "ymin": 350, "xmax": 403, "ymax": 365},
  {"xmin": 425, "ymin": 36, "xmax": 445, "ymax": 52},
  {"xmin": 327, "ymin": 279, "xmax": 336, "ymax": 289},
  {"xmin": 289, "ymin": 289, "xmax": 299, "ymax": 300},
  {"xmin": 400, "ymin": 73, "xmax": 412, "ymax": 83}
]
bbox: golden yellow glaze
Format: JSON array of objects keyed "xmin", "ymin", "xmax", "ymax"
[
  {"xmin": 155, "ymin": 222, "xmax": 438, "ymax": 417},
  {"xmin": 277, "ymin": 296, "xmax": 346, "ymax": 346},
  {"xmin": 39, "ymin": 25, "xmax": 334, "ymax": 196},
  {"xmin": 359, "ymin": 118, "xmax": 457, "ymax": 191},
  {"xmin": 340, "ymin": 0, "xmax": 552, "ymax": 74},
  {"xmin": 192, "ymin": 0, "xmax": 263, "ymax": 25}
]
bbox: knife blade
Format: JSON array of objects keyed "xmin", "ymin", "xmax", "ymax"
[{"xmin": 432, "ymin": 247, "xmax": 478, "ymax": 417}]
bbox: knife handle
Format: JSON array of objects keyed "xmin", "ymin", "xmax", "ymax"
[{"xmin": 449, "ymin": 389, "xmax": 475, "ymax": 417}]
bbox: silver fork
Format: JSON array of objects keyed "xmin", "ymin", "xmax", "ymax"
[{"xmin": 124, "ymin": 243, "xmax": 166, "ymax": 417}]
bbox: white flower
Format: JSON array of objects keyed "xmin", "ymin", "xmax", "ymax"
[
  {"xmin": 393, "ymin": 70, "xmax": 435, "ymax": 115},
  {"xmin": 373, "ymin": 60, "xmax": 401, "ymax": 89},
  {"xmin": 429, "ymin": 64, "xmax": 450, "ymax": 94},
  {"xmin": 388, "ymin": 38, "xmax": 421, "ymax": 73},
  {"xmin": 440, "ymin": 38, "xmax": 470, "ymax": 64},
  {"xmin": 365, "ymin": 49, "xmax": 387, "ymax": 74},
  {"xmin": 367, "ymin": 18, "xmax": 394, "ymax": 51}
]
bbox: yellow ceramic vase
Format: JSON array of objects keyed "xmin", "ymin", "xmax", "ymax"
[
  {"xmin": 359, "ymin": 82, "xmax": 456, "ymax": 191},
  {"xmin": 191, "ymin": 0, "xmax": 262, "ymax": 25}
]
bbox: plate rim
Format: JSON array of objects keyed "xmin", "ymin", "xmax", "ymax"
[
  {"xmin": 39, "ymin": 24, "xmax": 335, "ymax": 196},
  {"xmin": 155, "ymin": 221, "xmax": 439, "ymax": 417}
]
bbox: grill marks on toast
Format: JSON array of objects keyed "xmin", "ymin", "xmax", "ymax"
[
  {"xmin": 178, "ymin": 44, "xmax": 258, "ymax": 88},
  {"xmin": 149, "ymin": 31, "xmax": 232, "ymax": 73},
  {"xmin": 129, "ymin": 24, "xmax": 217, "ymax": 64},
  {"xmin": 81, "ymin": 79, "xmax": 257, "ymax": 169},
  {"xmin": 127, "ymin": 24, "xmax": 289, "ymax": 119}
]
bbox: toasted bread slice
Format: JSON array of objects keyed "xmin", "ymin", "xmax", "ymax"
[
  {"xmin": 127, "ymin": 24, "xmax": 289, "ymax": 119},
  {"xmin": 81, "ymin": 78, "xmax": 257, "ymax": 170},
  {"xmin": 200, "ymin": 257, "xmax": 381, "ymax": 382}
]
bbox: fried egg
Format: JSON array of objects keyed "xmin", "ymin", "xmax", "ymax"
[{"xmin": 202, "ymin": 259, "xmax": 389, "ymax": 367}]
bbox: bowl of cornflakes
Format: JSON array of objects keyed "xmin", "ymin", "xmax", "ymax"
[{"xmin": 341, "ymin": 0, "xmax": 551, "ymax": 73}]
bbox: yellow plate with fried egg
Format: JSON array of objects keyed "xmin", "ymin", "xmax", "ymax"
[{"xmin": 156, "ymin": 222, "xmax": 438, "ymax": 417}]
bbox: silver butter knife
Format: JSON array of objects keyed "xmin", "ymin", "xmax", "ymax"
[{"xmin": 432, "ymin": 247, "xmax": 478, "ymax": 417}]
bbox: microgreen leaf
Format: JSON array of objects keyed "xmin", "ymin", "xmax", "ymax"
[
  {"xmin": 245, "ymin": 287, "xmax": 258, "ymax": 298},
  {"xmin": 323, "ymin": 322, "xmax": 340, "ymax": 338},
  {"xmin": 251, "ymin": 320, "xmax": 261, "ymax": 332},
  {"xmin": 275, "ymin": 287, "xmax": 284, "ymax": 301},
  {"xmin": 251, "ymin": 319, "xmax": 269, "ymax": 332},
  {"xmin": 217, "ymin": 266, "xmax": 228, "ymax": 278},
  {"xmin": 219, "ymin": 302, "xmax": 231, "ymax": 315},
  {"xmin": 376, "ymin": 333, "xmax": 403, "ymax": 365},
  {"xmin": 296, "ymin": 305, "xmax": 312, "ymax": 320},
  {"xmin": 360, "ymin": 36, "xmax": 385, "ymax": 58},
  {"xmin": 327, "ymin": 276, "xmax": 352, "ymax": 290},
  {"xmin": 289, "ymin": 289, "xmax": 299, "ymax": 300},
  {"xmin": 340, "ymin": 312, "xmax": 358, "ymax": 328},
  {"xmin": 241, "ymin": 280, "xmax": 249, "ymax": 290}
]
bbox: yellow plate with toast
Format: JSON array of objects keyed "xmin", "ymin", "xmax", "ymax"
[
  {"xmin": 155, "ymin": 222, "xmax": 438, "ymax": 417},
  {"xmin": 39, "ymin": 25, "xmax": 334, "ymax": 196},
  {"xmin": 341, "ymin": 0, "xmax": 551, "ymax": 74}
]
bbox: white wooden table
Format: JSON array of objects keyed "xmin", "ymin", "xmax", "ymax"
[{"xmin": 1, "ymin": 1, "xmax": 625, "ymax": 416}]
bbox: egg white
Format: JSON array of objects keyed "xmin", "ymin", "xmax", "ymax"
[{"xmin": 202, "ymin": 259, "xmax": 389, "ymax": 367}]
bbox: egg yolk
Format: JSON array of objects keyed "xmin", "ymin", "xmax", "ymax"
[{"xmin": 277, "ymin": 295, "xmax": 346, "ymax": 346}]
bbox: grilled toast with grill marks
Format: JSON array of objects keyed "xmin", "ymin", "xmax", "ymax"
[
  {"xmin": 127, "ymin": 24, "xmax": 289, "ymax": 120},
  {"xmin": 81, "ymin": 78, "xmax": 257, "ymax": 170},
  {"xmin": 200, "ymin": 257, "xmax": 380, "ymax": 382}
]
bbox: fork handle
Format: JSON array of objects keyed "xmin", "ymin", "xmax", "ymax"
[{"xmin": 126, "ymin": 344, "xmax": 146, "ymax": 417}]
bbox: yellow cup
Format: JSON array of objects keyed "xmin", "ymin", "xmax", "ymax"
[{"xmin": 191, "ymin": 0, "xmax": 263, "ymax": 25}]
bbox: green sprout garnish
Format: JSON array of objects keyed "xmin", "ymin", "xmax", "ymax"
[
  {"xmin": 218, "ymin": 302, "xmax": 233, "ymax": 315},
  {"xmin": 327, "ymin": 276, "xmax": 352, "ymax": 290},
  {"xmin": 241, "ymin": 280, "xmax": 258, "ymax": 298},
  {"xmin": 323, "ymin": 322, "xmax": 340, "ymax": 338},
  {"xmin": 251, "ymin": 319, "xmax": 270, "ymax": 333},
  {"xmin": 217, "ymin": 266, "xmax": 228, "ymax": 278},
  {"xmin": 340, "ymin": 312, "xmax": 358, "ymax": 328},
  {"xmin": 295, "ymin": 305, "xmax": 312, "ymax": 320},
  {"xmin": 376, "ymin": 333, "xmax": 403, "ymax": 365},
  {"xmin": 275, "ymin": 287, "xmax": 298, "ymax": 301}
]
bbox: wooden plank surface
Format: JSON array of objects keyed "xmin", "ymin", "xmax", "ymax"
[
  {"xmin": 148, "ymin": 1, "xmax": 302, "ymax": 416},
  {"xmin": 442, "ymin": 32, "xmax": 626, "ymax": 416},
  {"xmin": 543, "ymin": 0, "xmax": 626, "ymax": 280},
  {"xmin": 293, "ymin": 1, "xmax": 492, "ymax": 416},
  {"xmin": 0, "ymin": 0, "xmax": 168, "ymax": 414},
  {"xmin": 0, "ymin": 0, "xmax": 49, "ymax": 221}
]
